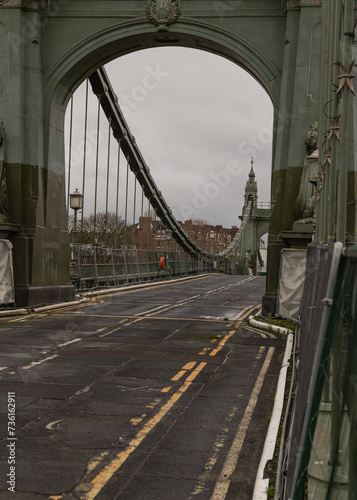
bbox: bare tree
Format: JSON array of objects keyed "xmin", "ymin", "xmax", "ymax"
[{"xmin": 69, "ymin": 211, "xmax": 125, "ymax": 248}]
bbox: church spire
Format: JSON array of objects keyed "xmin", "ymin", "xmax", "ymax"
[
  {"xmin": 249, "ymin": 156, "xmax": 255, "ymax": 177},
  {"xmin": 244, "ymin": 157, "xmax": 258, "ymax": 209}
]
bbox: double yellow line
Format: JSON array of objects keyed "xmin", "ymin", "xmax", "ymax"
[
  {"xmin": 208, "ymin": 304, "xmax": 257, "ymax": 357},
  {"xmin": 78, "ymin": 362, "xmax": 208, "ymax": 499},
  {"xmin": 50, "ymin": 304, "xmax": 257, "ymax": 500}
]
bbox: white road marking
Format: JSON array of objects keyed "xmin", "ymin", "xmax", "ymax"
[
  {"xmin": 46, "ymin": 419, "xmax": 63, "ymax": 430},
  {"xmin": 22, "ymin": 355, "xmax": 58, "ymax": 370},
  {"xmin": 210, "ymin": 347, "xmax": 275, "ymax": 500},
  {"xmin": 58, "ymin": 338, "xmax": 81, "ymax": 348}
]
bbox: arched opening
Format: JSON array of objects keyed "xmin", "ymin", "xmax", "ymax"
[
  {"xmin": 47, "ymin": 21, "xmax": 281, "ymax": 173},
  {"xmin": 64, "ymin": 47, "xmax": 273, "ymax": 253}
]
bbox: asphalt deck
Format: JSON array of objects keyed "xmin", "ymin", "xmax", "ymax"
[{"xmin": 0, "ymin": 275, "xmax": 285, "ymax": 499}]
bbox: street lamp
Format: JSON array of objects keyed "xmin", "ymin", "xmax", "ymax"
[
  {"xmin": 210, "ymin": 230, "xmax": 215, "ymax": 253},
  {"xmin": 69, "ymin": 188, "xmax": 83, "ymax": 245}
]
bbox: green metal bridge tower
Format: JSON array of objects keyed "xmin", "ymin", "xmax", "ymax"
[
  {"xmin": 239, "ymin": 158, "xmax": 270, "ymax": 275},
  {"xmin": 0, "ymin": 1, "xmax": 355, "ymax": 309}
]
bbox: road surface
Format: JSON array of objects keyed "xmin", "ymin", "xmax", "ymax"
[{"xmin": 0, "ymin": 275, "xmax": 285, "ymax": 499}]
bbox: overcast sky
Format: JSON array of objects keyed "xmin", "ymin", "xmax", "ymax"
[{"xmin": 66, "ymin": 47, "xmax": 273, "ymax": 229}]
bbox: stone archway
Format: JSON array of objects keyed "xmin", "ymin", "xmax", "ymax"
[{"xmin": 0, "ymin": 2, "xmax": 323, "ymax": 306}]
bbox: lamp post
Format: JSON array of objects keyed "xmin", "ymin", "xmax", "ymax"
[
  {"xmin": 69, "ymin": 188, "xmax": 83, "ymax": 245},
  {"xmin": 210, "ymin": 230, "xmax": 215, "ymax": 253},
  {"xmin": 209, "ymin": 230, "xmax": 215, "ymax": 271}
]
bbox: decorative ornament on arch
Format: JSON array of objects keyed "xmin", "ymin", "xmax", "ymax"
[
  {"xmin": 0, "ymin": 0, "xmax": 49, "ymax": 12},
  {"xmin": 321, "ymin": 148, "xmax": 331, "ymax": 168},
  {"xmin": 327, "ymin": 116, "xmax": 341, "ymax": 141},
  {"xmin": 337, "ymin": 60, "xmax": 356, "ymax": 95},
  {"xmin": 147, "ymin": 0, "xmax": 181, "ymax": 32},
  {"xmin": 284, "ymin": 0, "xmax": 322, "ymax": 8}
]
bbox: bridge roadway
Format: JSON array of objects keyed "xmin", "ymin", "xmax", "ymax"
[{"xmin": 0, "ymin": 275, "xmax": 285, "ymax": 499}]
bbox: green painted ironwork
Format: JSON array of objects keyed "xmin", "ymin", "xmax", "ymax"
[
  {"xmin": 0, "ymin": 0, "xmax": 355, "ymax": 309},
  {"xmin": 69, "ymin": 246, "xmax": 233, "ymax": 291},
  {"xmin": 88, "ymin": 67, "xmax": 199, "ymax": 254}
]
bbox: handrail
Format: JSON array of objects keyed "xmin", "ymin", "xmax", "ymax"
[{"xmin": 256, "ymin": 202, "xmax": 271, "ymax": 209}]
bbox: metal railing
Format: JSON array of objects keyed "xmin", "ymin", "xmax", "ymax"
[
  {"xmin": 256, "ymin": 202, "xmax": 271, "ymax": 210},
  {"xmin": 70, "ymin": 245, "xmax": 236, "ymax": 291}
]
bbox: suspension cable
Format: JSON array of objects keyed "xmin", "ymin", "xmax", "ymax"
[
  {"xmin": 132, "ymin": 175, "xmax": 137, "ymax": 248},
  {"xmin": 89, "ymin": 68, "xmax": 198, "ymax": 254},
  {"xmin": 114, "ymin": 140, "xmax": 121, "ymax": 250},
  {"xmin": 105, "ymin": 118, "xmax": 111, "ymax": 248},
  {"xmin": 124, "ymin": 157, "xmax": 129, "ymax": 248},
  {"xmin": 140, "ymin": 188, "xmax": 144, "ymax": 250},
  {"xmin": 80, "ymin": 79, "xmax": 89, "ymax": 245},
  {"xmin": 66, "ymin": 95, "xmax": 74, "ymax": 218},
  {"xmin": 93, "ymin": 98, "xmax": 101, "ymax": 247}
]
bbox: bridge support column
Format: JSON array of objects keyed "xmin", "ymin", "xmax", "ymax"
[
  {"xmin": 263, "ymin": 5, "xmax": 320, "ymax": 315},
  {"xmin": 0, "ymin": 7, "xmax": 74, "ymax": 306}
]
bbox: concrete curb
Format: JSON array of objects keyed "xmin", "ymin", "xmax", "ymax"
[
  {"xmin": 32, "ymin": 298, "xmax": 90, "ymax": 313},
  {"xmin": 76, "ymin": 274, "xmax": 211, "ymax": 298},
  {"xmin": 252, "ymin": 332, "xmax": 294, "ymax": 500}
]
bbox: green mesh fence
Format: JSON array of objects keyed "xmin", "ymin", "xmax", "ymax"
[{"xmin": 292, "ymin": 252, "xmax": 357, "ymax": 499}]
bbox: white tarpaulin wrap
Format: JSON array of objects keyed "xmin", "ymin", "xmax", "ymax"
[
  {"xmin": 0, "ymin": 239, "xmax": 14, "ymax": 304},
  {"xmin": 277, "ymin": 249, "xmax": 307, "ymax": 321}
]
